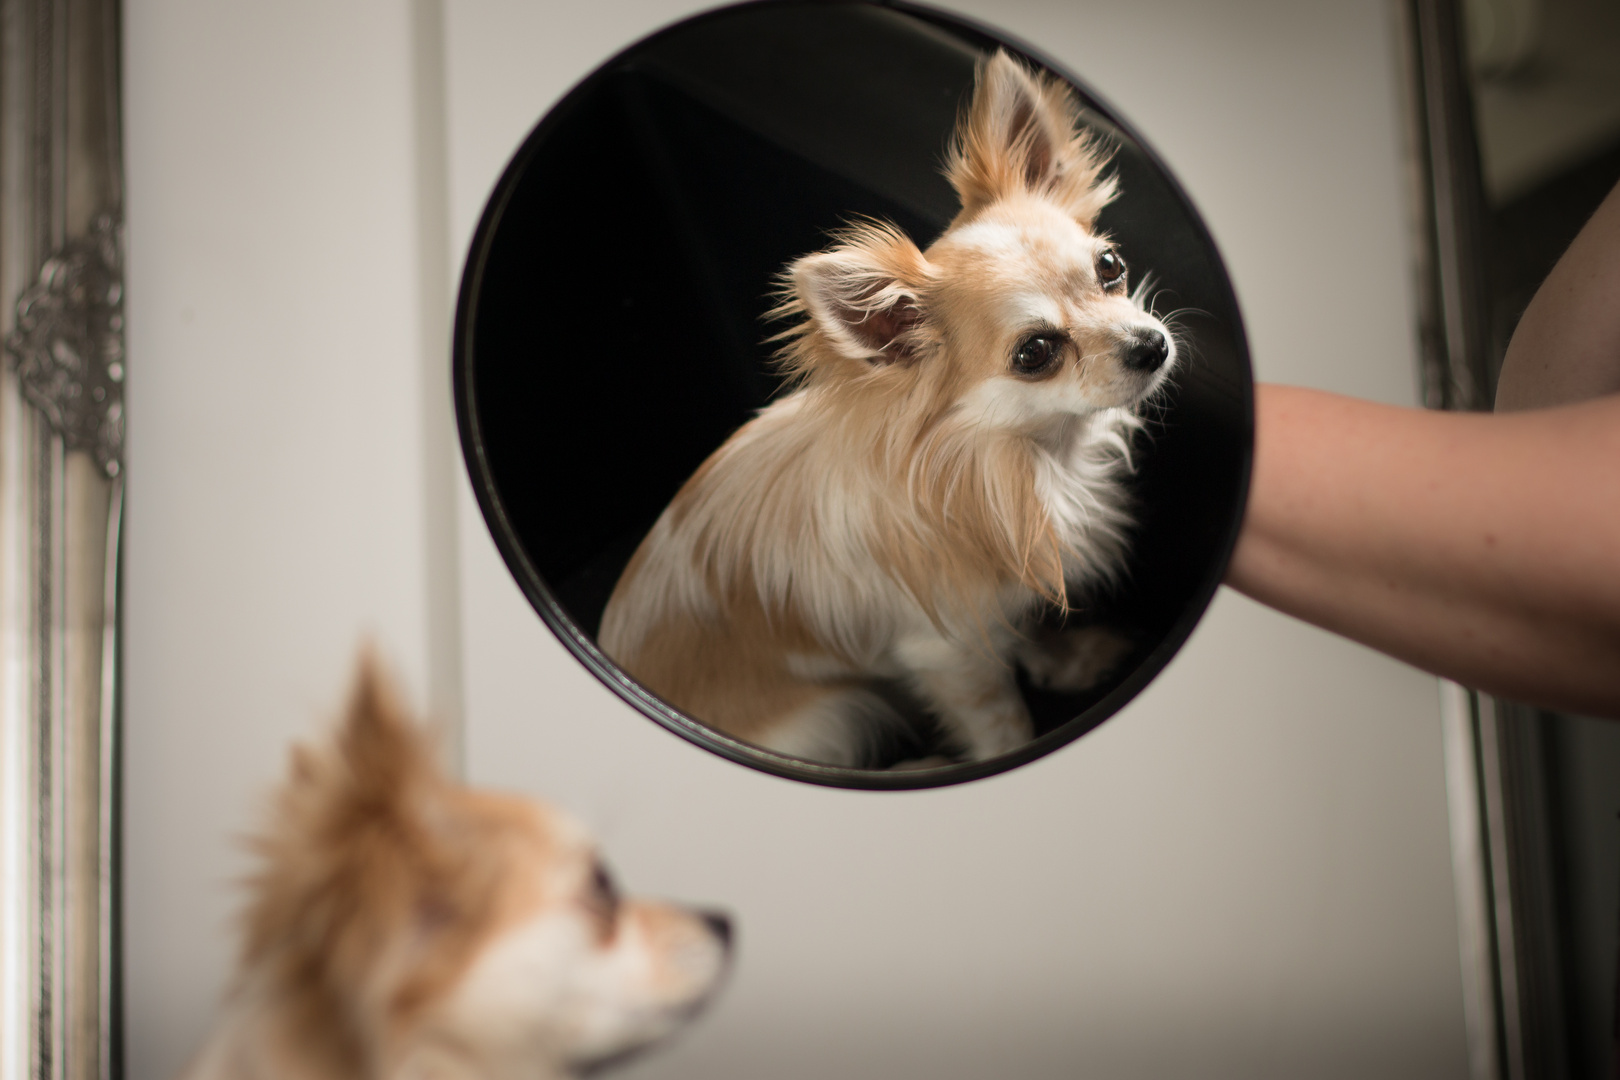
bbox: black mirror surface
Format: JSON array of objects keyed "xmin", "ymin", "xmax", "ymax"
[{"xmin": 455, "ymin": 0, "xmax": 1252, "ymax": 789}]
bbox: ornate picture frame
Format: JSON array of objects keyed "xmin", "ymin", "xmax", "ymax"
[{"xmin": 0, "ymin": 0, "xmax": 124, "ymax": 1078}]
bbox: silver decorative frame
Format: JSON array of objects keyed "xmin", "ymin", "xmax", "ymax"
[
  {"xmin": 1, "ymin": 1, "xmax": 124, "ymax": 1079},
  {"xmin": 1397, "ymin": 3, "xmax": 1572, "ymax": 1078}
]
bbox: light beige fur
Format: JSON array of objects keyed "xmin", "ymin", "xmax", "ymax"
[
  {"xmin": 599, "ymin": 51, "xmax": 1176, "ymax": 767},
  {"xmin": 179, "ymin": 655, "xmax": 730, "ymax": 1080}
]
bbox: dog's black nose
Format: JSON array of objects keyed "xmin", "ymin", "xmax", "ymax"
[
  {"xmin": 1123, "ymin": 329, "xmax": 1170, "ymax": 372},
  {"xmin": 699, "ymin": 909, "xmax": 733, "ymax": 948}
]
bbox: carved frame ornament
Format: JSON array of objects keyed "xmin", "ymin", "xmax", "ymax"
[{"xmin": 7, "ymin": 212, "xmax": 125, "ymax": 479}]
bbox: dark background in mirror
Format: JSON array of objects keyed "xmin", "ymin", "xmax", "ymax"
[{"xmin": 458, "ymin": 0, "xmax": 1251, "ymax": 769}]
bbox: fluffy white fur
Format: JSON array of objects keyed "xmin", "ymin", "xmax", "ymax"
[{"xmin": 599, "ymin": 51, "xmax": 1176, "ymax": 767}]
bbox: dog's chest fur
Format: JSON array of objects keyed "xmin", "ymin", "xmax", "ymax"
[{"xmin": 602, "ymin": 387, "xmax": 1138, "ymax": 666}]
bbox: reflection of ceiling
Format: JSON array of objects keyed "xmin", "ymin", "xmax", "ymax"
[{"xmin": 1469, "ymin": 0, "xmax": 1620, "ymax": 204}]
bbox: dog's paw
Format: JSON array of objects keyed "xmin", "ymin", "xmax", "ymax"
[{"xmin": 1020, "ymin": 626, "xmax": 1134, "ymax": 693}]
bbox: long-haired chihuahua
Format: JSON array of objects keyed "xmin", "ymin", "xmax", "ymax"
[
  {"xmin": 600, "ymin": 51, "xmax": 1176, "ymax": 767},
  {"xmin": 180, "ymin": 657, "xmax": 731, "ymax": 1080}
]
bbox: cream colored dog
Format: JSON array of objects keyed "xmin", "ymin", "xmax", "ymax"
[
  {"xmin": 600, "ymin": 51, "xmax": 1175, "ymax": 767},
  {"xmin": 180, "ymin": 658, "xmax": 731, "ymax": 1080}
]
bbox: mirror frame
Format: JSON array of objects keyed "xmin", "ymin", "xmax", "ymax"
[
  {"xmin": 1399, "ymin": 0, "xmax": 1609, "ymax": 1076},
  {"xmin": 454, "ymin": 0, "xmax": 1253, "ymax": 791},
  {"xmin": 0, "ymin": 0, "xmax": 124, "ymax": 1077}
]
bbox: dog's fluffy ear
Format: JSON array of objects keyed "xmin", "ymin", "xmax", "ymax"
[
  {"xmin": 330, "ymin": 650, "xmax": 442, "ymax": 814},
  {"xmin": 947, "ymin": 50, "xmax": 1115, "ymax": 226},
  {"xmin": 242, "ymin": 650, "xmax": 454, "ymax": 1060},
  {"xmin": 783, "ymin": 221, "xmax": 931, "ymax": 368}
]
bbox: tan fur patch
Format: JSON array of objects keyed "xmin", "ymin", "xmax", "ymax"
[
  {"xmin": 622, "ymin": 589, "xmax": 843, "ymax": 746},
  {"xmin": 241, "ymin": 655, "xmax": 562, "ymax": 1071},
  {"xmin": 944, "ymin": 54, "xmax": 1116, "ymax": 227}
]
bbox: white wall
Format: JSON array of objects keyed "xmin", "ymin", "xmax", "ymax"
[
  {"xmin": 122, "ymin": 1, "xmax": 453, "ymax": 1074},
  {"xmin": 124, "ymin": 2, "xmax": 1470, "ymax": 1079}
]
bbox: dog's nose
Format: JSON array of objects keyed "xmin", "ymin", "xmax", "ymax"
[
  {"xmin": 699, "ymin": 909, "xmax": 733, "ymax": 948},
  {"xmin": 1122, "ymin": 329, "xmax": 1169, "ymax": 372}
]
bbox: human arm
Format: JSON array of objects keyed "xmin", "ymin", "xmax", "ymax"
[{"xmin": 1225, "ymin": 384, "xmax": 1620, "ymax": 716}]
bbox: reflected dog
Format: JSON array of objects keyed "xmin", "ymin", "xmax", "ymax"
[
  {"xmin": 180, "ymin": 656, "xmax": 731, "ymax": 1080},
  {"xmin": 600, "ymin": 51, "xmax": 1176, "ymax": 767}
]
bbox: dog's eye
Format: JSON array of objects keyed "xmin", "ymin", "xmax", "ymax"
[
  {"xmin": 1012, "ymin": 334, "xmax": 1064, "ymax": 376},
  {"xmin": 1096, "ymin": 249, "xmax": 1126, "ymax": 286},
  {"xmin": 590, "ymin": 861, "xmax": 619, "ymax": 912},
  {"xmin": 582, "ymin": 859, "xmax": 621, "ymax": 943}
]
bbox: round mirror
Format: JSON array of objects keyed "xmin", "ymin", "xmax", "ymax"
[{"xmin": 454, "ymin": 0, "xmax": 1252, "ymax": 789}]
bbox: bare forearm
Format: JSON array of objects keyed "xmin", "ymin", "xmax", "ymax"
[{"xmin": 1226, "ymin": 384, "xmax": 1620, "ymax": 715}]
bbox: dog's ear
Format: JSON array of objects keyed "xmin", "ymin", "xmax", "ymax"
[
  {"xmin": 787, "ymin": 221, "xmax": 930, "ymax": 366},
  {"xmin": 947, "ymin": 50, "xmax": 1115, "ymax": 227},
  {"xmin": 333, "ymin": 648, "xmax": 443, "ymax": 811},
  {"xmin": 243, "ymin": 650, "xmax": 454, "ymax": 1034}
]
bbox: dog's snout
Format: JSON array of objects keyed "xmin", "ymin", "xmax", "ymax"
[
  {"xmin": 699, "ymin": 909, "xmax": 733, "ymax": 949},
  {"xmin": 1122, "ymin": 329, "xmax": 1170, "ymax": 373}
]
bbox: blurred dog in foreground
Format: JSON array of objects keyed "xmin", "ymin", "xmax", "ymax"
[
  {"xmin": 181, "ymin": 656, "xmax": 731, "ymax": 1080},
  {"xmin": 601, "ymin": 50, "xmax": 1176, "ymax": 767}
]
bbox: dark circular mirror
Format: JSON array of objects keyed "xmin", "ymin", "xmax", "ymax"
[{"xmin": 454, "ymin": 0, "xmax": 1252, "ymax": 789}]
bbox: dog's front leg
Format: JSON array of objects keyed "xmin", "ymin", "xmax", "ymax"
[
  {"xmin": 1017, "ymin": 624, "xmax": 1134, "ymax": 693},
  {"xmin": 894, "ymin": 634, "xmax": 1033, "ymax": 761}
]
